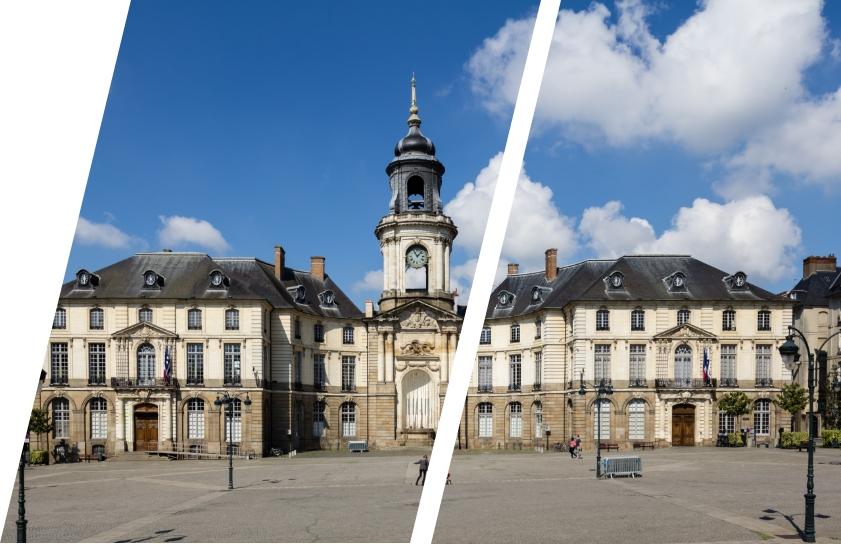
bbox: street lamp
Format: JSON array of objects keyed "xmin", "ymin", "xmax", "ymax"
[
  {"xmin": 577, "ymin": 369, "xmax": 613, "ymax": 478},
  {"xmin": 214, "ymin": 392, "xmax": 251, "ymax": 490},
  {"xmin": 16, "ymin": 445, "xmax": 26, "ymax": 542},
  {"xmin": 778, "ymin": 325, "xmax": 841, "ymax": 543}
]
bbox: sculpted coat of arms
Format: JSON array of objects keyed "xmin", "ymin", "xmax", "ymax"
[
  {"xmin": 400, "ymin": 339, "xmax": 435, "ymax": 356},
  {"xmin": 401, "ymin": 307, "xmax": 437, "ymax": 330}
]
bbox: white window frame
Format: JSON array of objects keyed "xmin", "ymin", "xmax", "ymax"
[
  {"xmin": 629, "ymin": 344, "xmax": 645, "ymax": 383},
  {"xmin": 224, "ymin": 399, "xmax": 242, "ymax": 443},
  {"xmin": 342, "ymin": 325, "xmax": 354, "ymax": 345},
  {"xmin": 341, "ymin": 403, "xmax": 356, "ymax": 437},
  {"xmin": 594, "ymin": 344, "xmax": 611, "ymax": 382},
  {"xmin": 478, "ymin": 403, "xmax": 493, "ymax": 438},
  {"xmin": 341, "ymin": 356, "xmax": 355, "ymax": 391},
  {"xmin": 722, "ymin": 308, "xmax": 736, "ymax": 331},
  {"xmin": 187, "ymin": 398, "xmax": 205, "ymax": 439},
  {"xmin": 631, "ymin": 308, "xmax": 645, "ymax": 331},
  {"xmin": 89, "ymin": 307, "xmax": 104, "ymax": 330},
  {"xmin": 53, "ymin": 307, "xmax": 66, "ymax": 329},
  {"xmin": 596, "ymin": 308, "xmax": 609, "ymax": 331},
  {"xmin": 138, "ymin": 307, "xmax": 152, "ymax": 323},
  {"xmin": 187, "ymin": 343, "xmax": 204, "ymax": 385},
  {"xmin": 628, "ymin": 400, "xmax": 645, "ymax": 440},
  {"xmin": 677, "ymin": 308, "xmax": 690, "ymax": 326},
  {"xmin": 51, "ymin": 342, "xmax": 69, "ymax": 385},
  {"xmin": 90, "ymin": 398, "xmax": 107, "ymax": 439},
  {"xmin": 593, "ymin": 399, "xmax": 610, "ymax": 440},
  {"xmin": 224, "ymin": 343, "xmax": 241, "ymax": 385},
  {"xmin": 757, "ymin": 309, "xmax": 771, "ymax": 331},
  {"xmin": 53, "ymin": 398, "xmax": 70, "ymax": 438},
  {"xmin": 225, "ymin": 308, "xmax": 240, "ymax": 331},
  {"xmin": 313, "ymin": 353, "xmax": 326, "ymax": 389},
  {"xmin": 187, "ymin": 308, "xmax": 202, "ymax": 330},
  {"xmin": 480, "ymin": 326, "xmax": 491, "ymax": 345},
  {"xmin": 509, "ymin": 354, "xmax": 521, "ymax": 390},
  {"xmin": 88, "ymin": 343, "xmax": 106, "ymax": 385},
  {"xmin": 534, "ymin": 351, "xmax": 542, "ymax": 387},
  {"xmin": 510, "ymin": 323, "xmax": 520, "ymax": 343},
  {"xmin": 313, "ymin": 402, "xmax": 326, "ymax": 437},
  {"xmin": 509, "ymin": 403, "xmax": 522, "ymax": 438}
]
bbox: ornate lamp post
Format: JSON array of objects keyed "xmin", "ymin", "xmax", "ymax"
[
  {"xmin": 778, "ymin": 325, "xmax": 841, "ymax": 543},
  {"xmin": 577, "ymin": 369, "xmax": 613, "ymax": 478},
  {"xmin": 214, "ymin": 392, "xmax": 251, "ymax": 490}
]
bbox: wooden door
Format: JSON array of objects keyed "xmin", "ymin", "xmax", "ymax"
[
  {"xmin": 671, "ymin": 405, "xmax": 695, "ymax": 446},
  {"xmin": 134, "ymin": 405, "xmax": 159, "ymax": 451}
]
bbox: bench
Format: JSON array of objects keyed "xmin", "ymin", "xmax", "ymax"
[
  {"xmin": 632, "ymin": 442, "xmax": 655, "ymax": 450},
  {"xmin": 601, "ymin": 456, "xmax": 642, "ymax": 478},
  {"xmin": 599, "ymin": 442, "xmax": 619, "ymax": 451}
]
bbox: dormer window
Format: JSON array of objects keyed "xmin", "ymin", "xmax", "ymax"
[
  {"xmin": 530, "ymin": 286, "xmax": 550, "ymax": 304},
  {"xmin": 209, "ymin": 270, "xmax": 228, "ymax": 289},
  {"xmin": 497, "ymin": 290, "xmax": 515, "ymax": 307},
  {"xmin": 666, "ymin": 272, "xmax": 687, "ymax": 292},
  {"xmin": 76, "ymin": 269, "xmax": 99, "ymax": 289},
  {"xmin": 607, "ymin": 272, "xmax": 624, "ymax": 289},
  {"xmin": 318, "ymin": 290, "xmax": 336, "ymax": 306},
  {"xmin": 142, "ymin": 270, "xmax": 163, "ymax": 289},
  {"xmin": 287, "ymin": 285, "xmax": 307, "ymax": 304},
  {"xmin": 733, "ymin": 271, "xmax": 747, "ymax": 289}
]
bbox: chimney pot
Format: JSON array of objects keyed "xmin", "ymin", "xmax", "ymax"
[
  {"xmin": 507, "ymin": 263, "xmax": 519, "ymax": 276},
  {"xmin": 365, "ymin": 299, "xmax": 374, "ymax": 318},
  {"xmin": 311, "ymin": 256, "xmax": 325, "ymax": 281},
  {"xmin": 274, "ymin": 245, "xmax": 285, "ymax": 281},
  {"xmin": 545, "ymin": 248, "xmax": 558, "ymax": 281}
]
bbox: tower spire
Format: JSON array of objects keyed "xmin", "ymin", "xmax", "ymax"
[{"xmin": 408, "ymin": 73, "xmax": 421, "ymax": 126}]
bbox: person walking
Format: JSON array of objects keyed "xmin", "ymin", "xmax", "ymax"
[
  {"xmin": 414, "ymin": 454, "xmax": 429, "ymax": 486},
  {"xmin": 575, "ymin": 434, "xmax": 582, "ymax": 459},
  {"xmin": 568, "ymin": 436, "xmax": 577, "ymax": 459}
]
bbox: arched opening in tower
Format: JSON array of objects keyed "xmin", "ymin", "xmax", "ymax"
[
  {"xmin": 406, "ymin": 176, "xmax": 425, "ymax": 210},
  {"xmin": 405, "ymin": 265, "xmax": 427, "ymax": 291}
]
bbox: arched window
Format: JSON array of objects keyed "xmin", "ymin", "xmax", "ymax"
[
  {"xmin": 187, "ymin": 308, "xmax": 202, "ymax": 330},
  {"xmin": 406, "ymin": 176, "xmax": 425, "ymax": 210},
  {"xmin": 53, "ymin": 307, "xmax": 66, "ymax": 329},
  {"xmin": 225, "ymin": 398, "xmax": 242, "ymax": 443},
  {"xmin": 722, "ymin": 308, "xmax": 736, "ymax": 331},
  {"xmin": 90, "ymin": 398, "xmax": 107, "ymax": 439},
  {"xmin": 52, "ymin": 398, "xmax": 69, "ymax": 438},
  {"xmin": 677, "ymin": 307, "xmax": 690, "ymax": 326},
  {"xmin": 89, "ymin": 307, "xmax": 104, "ymax": 330},
  {"xmin": 137, "ymin": 344, "xmax": 156, "ymax": 386},
  {"xmin": 509, "ymin": 402, "xmax": 522, "ymax": 438},
  {"xmin": 593, "ymin": 399, "xmax": 610, "ymax": 440},
  {"xmin": 478, "ymin": 403, "xmax": 493, "ymax": 438},
  {"xmin": 341, "ymin": 403, "xmax": 357, "ymax": 437},
  {"xmin": 138, "ymin": 307, "xmax": 152, "ymax": 323},
  {"xmin": 631, "ymin": 308, "xmax": 645, "ymax": 331},
  {"xmin": 628, "ymin": 400, "xmax": 645, "ymax": 440},
  {"xmin": 313, "ymin": 401, "xmax": 326, "ymax": 438},
  {"xmin": 225, "ymin": 308, "xmax": 239, "ymax": 331},
  {"xmin": 187, "ymin": 398, "xmax": 205, "ymax": 439},
  {"xmin": 757, "ymin": 308, "xmax": 771, "ymax": 331},
  {"xmin": 533, "ymin": 402, "xmax": 543, "ymax": 438},
  {"xmin": 674, "ymin": 344, "xmax": 692, "ymax": 385},
  {"xmin": 754, "ymin": 399, "xmax": 771, "ymax": 435},
  {"xmin": 596, "ymin": 307, "xmax": 609, "ymax": 331},
  {"xmin": 510, "ymin": 323, "xmax": 520, "ymax": 343}
]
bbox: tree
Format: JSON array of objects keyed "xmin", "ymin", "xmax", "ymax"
[
  {"xmin": 719, "ymin": 391, "xmax": 751, "ymax": 420},
  {"xmin": 776, "ymin": 383, "xmax": 808, "ymax": 418},
  {"xmin": 28, "ymin": 408, "xmax": 54, "ymax": 462}
]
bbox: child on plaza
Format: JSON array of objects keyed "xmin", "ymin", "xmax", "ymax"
[{"xmin": 568, "ymin": 436, "xmax": 577, "ymax": 458}]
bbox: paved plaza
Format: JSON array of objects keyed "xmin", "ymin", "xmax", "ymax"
[{"xmin": 3, "ymin": 447, "xmax": 841, "ymax": 543}]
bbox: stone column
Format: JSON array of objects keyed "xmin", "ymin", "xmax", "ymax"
[
  {"xmin": 161, "ymin": 399, "xmax": 171, "ymax": 446},
  {"xmin": 125, "ymin": 402, "xmax": 135, "ymax": 452},
  {"xmin": 382, "ymin": 242, "xmax": 391, "ymax": 292},
  {"xmin": 115, "ymin": 399, "xmax": 125, "ymax": 452},
  {"xmin": 378, "ymin": 331, "xmax": 386, "ymax": 382},
  {"xmin": 442, "ymin": 333, "xmax": 450, "ymax": 383},
  {"xmin": 385, "ymin": 332, "xmax": 395, "ymax": 383},
  {"xmin": 444, "ymin": 243, "xmax": 451, "ymax": 291}
]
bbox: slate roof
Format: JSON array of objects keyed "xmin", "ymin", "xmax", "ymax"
[
  {"xmin": 487, "ymin": 255, "xmax": 790, "ymax": 319},
  {"xmin": 60, "ymin": 252, "xmax": 363, "ymax": 319},
  {"xmin": 786, "ymin": 268, "xmax": 841, "ymax": 307}
]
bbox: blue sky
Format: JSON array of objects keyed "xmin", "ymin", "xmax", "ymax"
[{"xmin": 71, "ymin": 1, "xmax": 841, "ymax": 308}]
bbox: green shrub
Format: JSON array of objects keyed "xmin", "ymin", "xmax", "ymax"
[
  {"xmin": 29, "ymin": 450, "xmax": 47, "ymax": 465},
  {"xmin": 782, "ymin": 431, "xmax": 808, "ymax": 448},
  {"xmin": 727, "ymin": 432, "xmax": 744, "ymax": 446},
  {"xmin": 821, "ymin": 429, "xmax": 841, "ymax": 447}
]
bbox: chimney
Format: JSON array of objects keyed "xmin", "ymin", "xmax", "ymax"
[
  {"xmin": 311, "ymin": 256, "xmax": 325, "ymax": 281},
  {"xmin": 507, "ymin": 263, "xmax": 519, "ymax": 276},
  {"xmin": 365, "ymin": 299, "xmax": 374, "ymax": 318},
  {"xmin": 273, "ymin": 245, "xmax": 285, "ymax": 281},
  {"xmin": 545, "ymin": 248, "xmax": 558, "ymax": 281},
  {"xmin": 803, "ymin": 255, "xmax": 836, "ymax": 278}
]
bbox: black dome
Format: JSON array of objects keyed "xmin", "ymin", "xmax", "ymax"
[{"xmin": 394, "ymin": 124, "xmax": 436, "ymax": 157}]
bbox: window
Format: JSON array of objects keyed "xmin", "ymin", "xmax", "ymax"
[
  {"xmin": 341, "ymin": 403, "xmax": 356, "ymax": 437},
  {"xmin": 480, "ymin": 326, "xmax": 491, "ymax": 345},
  {"xmin": 225, "ymin": 309, "xmax": 239, "ymax": 330},
  {"xmin": 90, "ymin": 398, "xmax": 107, "ymax": 439},
  {"xmin": 88, "ymin": 343, "xmax": 106, "ymax": 385},
  {"xmin": 509, "ymin": 403, "xmax": 522, "ymax": 438},
  {"xmin": 137, "ymin": 343, "xmax": 156, "ymax": 385},
  {"xmin": 757, "ymin": 309, "xmax": 771, "ymax": 331},
  {"xmin": 294, "ymin": 318, "xmax": 301, "ymax": 339},
  {"xmin": 674, "ymin": 344, "xmax": 692, "ymax": 385},
  {"xmin": 314, "ymin": 354, "xmax": 326, "ymax": 390},
  {"xmin": 187, "ymin": 308, "xmax": 202, "ymax": 330},
  {"xmin": 342, "ymin": 325, "xmax": 354, "ymax": 344},
  {"xmin": 406, "ymin": 176, "xmax": 425, "ymax": 210},
  {"xmin": 478, "ymin": 356, "xmax": 493, "ymax": 392},
  {"xmin": 187, "ymin": 343, "xmax": 204, "ymax": 385},
  {"xmin": 224, "ymin": 344, "xmax": 241, "ymax": 385},
  {"xmin": 53, "ymin": 308, "xmax": 66, "ymax": 329},
  {"xmin": 510, "ymin": 323, "xmax": 520, "ymax": 343},
  {"xmin": 341, "ymin": 356, "xmax": 355, "ymax": 391},
  {"xmin": 50, "ymin": 343, "xmax": 68, "ymax": 385},
  {"xmin": 225, "ymin": 399, "xmax": 242, "ymax": 443},
  {"xmin": 313, "ymin": 401, "xmax": 326, "ymax": 437},
  {"xmin": 722, "ymin": 308, "xmax": 736, "ymax": 331},
  {"xmin": 52, "ymin": 398, "xmax": 69, "ymax": 438},
  {"xmin": 89, "ymin": 308, "xmax": 104, "ymax": 330},
  {"xmin": 755, "ymin": 344, "xmax": 771, "ymax": 386},
  {"xmin": 754, "ymin": 399, "xmax": 771, "ymax": 435},
  {"xmin": 719, "ymin": 411, "xmax": 736, "ymax": 435},
  {"xmin": 509, "ymin": 354, "xmax": 521, "ymax": 391},
  {"xmin": 187, "ymin": 398, "xmax": 205, "ymax": 439},
  {"xmin": 677, "ymin": 308, "xmax": 690, "ymax": 326},
  {"xmin": 593, "ymin": 400, "xmax": 610, "ymax": 440},
  {"xmin": 596, "ymin": 308, "xmax": 610, "ymax": 331},
  {"xmin": 631, "ymin": 308, "xmax": 645, "ymax": 331},
  {"xmin": 294, "ymin": 351, "xmax": 302, "ymax": 388},
  {"xmin": 478, "ymin": 403, "xmax": 493, "ymax": 438},
  {"xmin": 628, "ymin": 400, "xmax": 645, "ymax": 440},
  {"xmin": 594, "ymin": 344, "xmax": 611, "ymax": 382},
  {"xmin": 720, "ymin": 345, "xmax": 737, "ymax": 385},
  {"xmin": 534, "ymin": 351, "xmax": 542, "ymax": 388},
  {"xmin": 314, "ymin": 323, "xmax": 325, "ymax": 343},
  {"xmin": 138, "ymin": 307, "xmax": 152, "ymax": 323},
  {"xmin": 534, "ymin": 402, "xmax": 543, "ymax": 437},
  {"xmin": 629, "ymin": 344, "xmax": 646, "ymax": 385},
  {"xmin": 535, "ymin": 319, "xmax": 542, "ymax": 339}
]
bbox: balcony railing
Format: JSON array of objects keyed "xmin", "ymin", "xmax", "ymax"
[
  {"xmin": 478, "ymin": 385, "xmax": 493, "ymax": 393},
  {"xmin": 655, "ymin": 378, "xmax": 717, "ymax": 389},
  {"xmin": 755, "ymin": 377, "xmax": 774, "ymax": 388},
  {"xmin": 595, "ymin": 378, "xmax": 612, "ymax": 387},
  {"xmin": 629, "ymin": 378, "xmax": 647, "ymax": 388},
  {"xmin": 111, "ymin": 377, "xmax": 178, "ymax": 389},
  {"xmin": 314, "ymin": 382, "xmax": 327, "ymax": 392},
  {"xmin": 50, "ymin": 375, "xmax": 68, "ymax": 386},
  {"xmin": 532, "ymin": 383, "xmax": 542, "ymax": 391},
  {"xmin": 720, "ymin": 377, "xmax": 739, "ymax": 387},
  {"xmin": 87, "ymin": 375, "xmax": 106, "ymax": 386},
  {"xmin": 508, "ymin": 383, "xmax": 522, "ymax": 392}
]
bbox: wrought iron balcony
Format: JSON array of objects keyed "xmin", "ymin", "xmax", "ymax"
[
  {"xmin": 719, "ymin": 377, "xmax": 739, "ymax": 387},
  {"xmin": 595, "ymin": 377, "xmax": 612, "ymax": 387},
  {"xmin": 50, "ymin": 374, "xmax": 68, "ymax": 386},
  {"xmin": 629, "ymin": 378, "xmax": 647, "ymax": 388},
  {"xmin": 655, "ymin": 378, "xmax": 717, "ymax": 389},
  {"xmin": 111, "ymin": 377, "xmax": 178, "ymax": 389},
  {"xmin": 87, "ymin": 375, "xmax": 106, "ymax": 386},
  {"xmin": 755, "ymin": 377, "xmax": 774, "ymax": 388},
  {"xmin": 314, "ymin": 382, "xmax": 327, "ymax": 392},
  {"xmin": 532, "ymin": 383, "xmax": 542, "ymax": 392},
  {"xmin": 508, "ymin": 383, "xmax": 522, "ymax": 392},
  {"xmin": 477, "ymin": 385, "xmax": 493, "ymax": 393}
]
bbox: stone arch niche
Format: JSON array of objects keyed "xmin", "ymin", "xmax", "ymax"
[{"xmin": 402, "ymin": 369, "xmax": 438, "ymax": 431}]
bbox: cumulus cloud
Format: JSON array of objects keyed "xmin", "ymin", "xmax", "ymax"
[
  {"xmin": 353, "ymin": 269, "xmax": 383, "ymax": 293},
  {"xmin": 74, "ymin": 217, "xmax": 140, "ymax": 249},
  {"xmin": 157, "ymin": 215, "xmax": 230, "ymax": 253},
  {"xmin": 579, "ymin": 196, "xmax": 802, "ymax": 283}
]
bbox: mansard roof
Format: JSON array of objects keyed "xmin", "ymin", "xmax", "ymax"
[
  {"xmin": 787, "ymin": 268, "xmax": 841, "ymax": 307},
  {"xmin": 59, "ymin": 252, "xmax": 363, "ymax": 319},
  {"xmin": 487, "ymin": 255, "xmax": 790, "ymax": 319}
]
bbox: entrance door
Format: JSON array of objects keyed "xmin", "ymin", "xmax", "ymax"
[
  {"xmin": 402, "ymin": 370, "xmax": 436, "ymax": 430},
  {"xmin": 134, "ymin": 403, "xmax": 159, "ymax": 451},
  {"xmin": 671, "ymin": 404, "xmax": 695, "ymax": 446}
]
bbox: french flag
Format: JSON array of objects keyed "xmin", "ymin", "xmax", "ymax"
[
  {"xmin": 702, "ymin": 348, "xmax": 711, "ymax": 385},
  {"xmin": 164, "ymin": 346, "xmax": 172, "ymax": 385}
]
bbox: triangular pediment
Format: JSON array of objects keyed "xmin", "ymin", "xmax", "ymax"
[
  {"xmin": 653, "ymin": 322, "xmax": 717, "ymax": 340},
  {"xmin": 375, "ymin": 300, "xmax": 460, "ymax": 329},
  {"xmin": 111, "ymin": 321, "xmax": 178, "ymax": 340}
]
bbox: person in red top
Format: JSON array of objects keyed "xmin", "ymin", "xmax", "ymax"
[{"xmin": 568, "ymin": 436, "xmax": 577, "ymax": 459}]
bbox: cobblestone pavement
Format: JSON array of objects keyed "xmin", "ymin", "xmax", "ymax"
[{"xmin": 3, "ymin": 447, "xmax": 840, "ymax": 542}]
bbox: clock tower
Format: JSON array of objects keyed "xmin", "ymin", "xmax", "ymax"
[{"xmin": 375, "ymin": 76, "xmax": 458, "ymax": 313}]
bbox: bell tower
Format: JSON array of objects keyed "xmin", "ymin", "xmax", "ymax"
[{"xmin": 376, "ymin": 76, "xmax": 457, "ymax": 313}]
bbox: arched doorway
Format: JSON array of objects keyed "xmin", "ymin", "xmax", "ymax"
[
  {"xmin": 672, "ymin": 404, "xmax": 695, "ymax": 446},
  {"xmin": 134, "ymin": 403, "xmax": 159, "ymax": 451},
  {"xmin": 402, "ymin": 370, "xmax": 436, "ymax": 430}
]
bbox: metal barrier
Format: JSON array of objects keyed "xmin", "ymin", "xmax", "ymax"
[
  {"xmin": 347, "ymin": 440, "xmax": 368, "ymax": 453},
  {"xmin": 601, "ymin": 456, "xmax": 642, "ymax": 478}
]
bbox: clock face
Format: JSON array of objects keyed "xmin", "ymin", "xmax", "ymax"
[
  {"xmin": 406, "ymin": 245, "xmax": 429, "ymax": 268},
  {"xmin": 611, "ymin": 274, "xmax": 622, "ymax": 288},
  {"xmin": 211, "ymin": 272, "xmax": 223, "ymax": 286},
  {"xmin": 144, "ymin": 272, "xmax": 157, "ymax": 286}
]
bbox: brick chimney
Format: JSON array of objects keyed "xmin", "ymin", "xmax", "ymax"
[
  {"xmin": 507, "ymin": 263, "xmax": 519, "ymax": 276},
  {"xmin": 311, "ymin": 256, "xmax": 325, "ymax": 281},
  {"xmin": 545, "ymin": 248, "xmax": 557, "ymax": 281},
  {"xmin": 273, "ymin": 245, "xmax": 285, "ymax": 281},
  {"xmin": 803, "ymin": 255, "xmax": 836, "ymax": 278},
  {"xmin": 364, "ymin": 299, "xmax": 374, "ymax": 318}
]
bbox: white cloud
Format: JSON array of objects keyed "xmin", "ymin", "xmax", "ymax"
[
  {"xmin": 74, "ymin": 217, "xmax": 139, "ymax": 249},
  {"xmin": 353, "ymin": 269, "xmax": 383, "ymax": 293},
  {"xmin": 157, "ymin": 215, "xmax": 230, "ymax": 253},
  {"xmin": 579, "ymin": 196, "xmax": 802, "ymax": 283}
]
